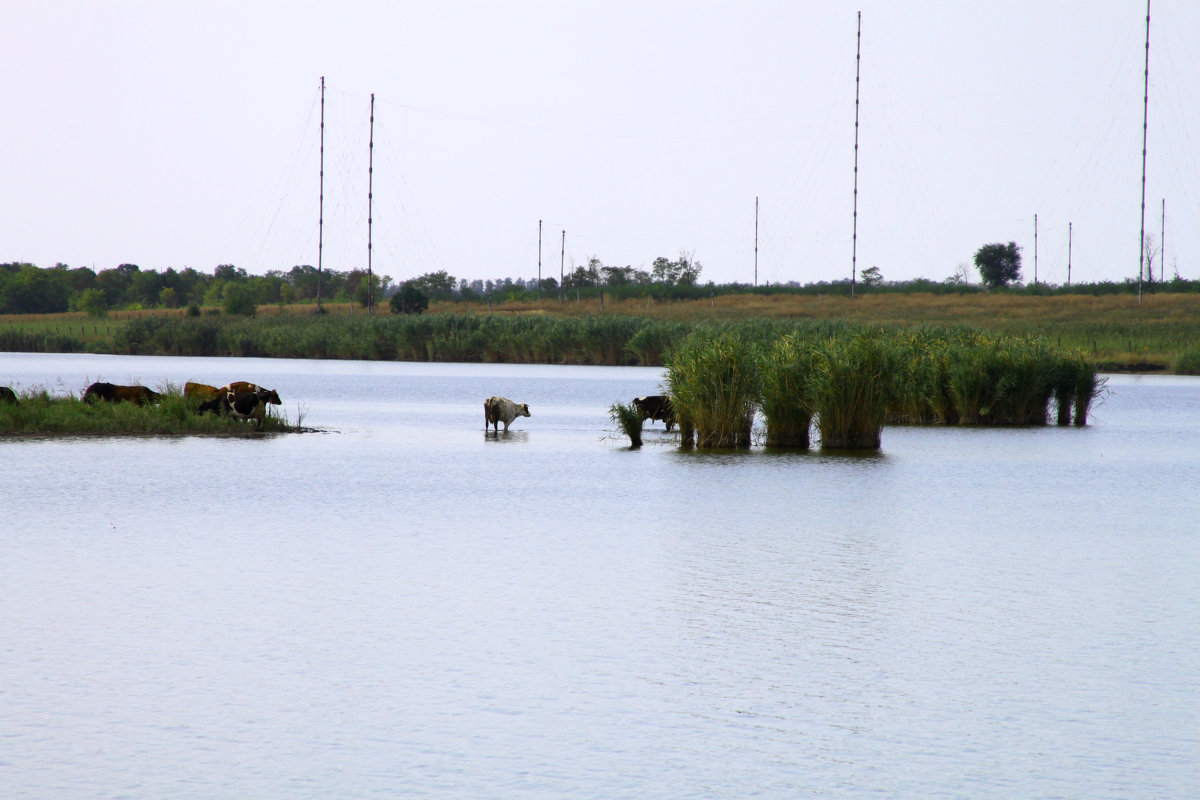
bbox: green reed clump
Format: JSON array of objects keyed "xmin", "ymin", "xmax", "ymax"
[
  {"xmin": 808, "ymin": 330, "xmax": 905, "ymax": 449},
  {"xmin": 991, "ymin": 337, "xmax": 1056, "ymax": 424},
  {"xmin": 1047, "ymin": 350, "xmax": 1102, "ymax": 425},
  {"xmin": 667, "ymin": 330, "xmax": 758, "ymax": 448},
  {"xmin": 944, "ymin": 333, "xmax": 1079, "ymax": 425},
  {"xmin": 609, "ymin": 400, "xmax": 644, "ymax": 448},
  {"xmin": 888, "ymin": 329, "xmax": 956, "ymax": 424},
  {"xmin": 757, "ymin": 335, "xmax": 816, "ymax": 448},
  {"xmin": 626, "ymin": 320, "xmax": 690, "ymax": 365},
  {"xmin": 1072, "ymin": 358, "xmax": 1105, "ymax": 426}
]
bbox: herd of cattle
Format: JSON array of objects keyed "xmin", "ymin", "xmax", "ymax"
[
  {"xmin": 0, "ymin": 379, "xmax": 284, "ymax": 431},
  {"xmin": 3, "ymin": 381, "xmax": 675, "ymax": 436},
  {"xmin": 82, "ymin": 380, "xmax": 283, "ymax": 430}
]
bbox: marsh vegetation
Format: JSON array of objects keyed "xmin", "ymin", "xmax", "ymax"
[{"xmin": 663, "ymin": 328, "xmax": 1104, "ymax": 451}]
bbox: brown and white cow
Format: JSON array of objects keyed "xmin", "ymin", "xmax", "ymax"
[
  {"xmin": 199, "ymin": 388, "xmax": 275, "ymax": 430},
  {"xmin": 221, "ymin": 381, "xmax": 282, "ymax": 406},
  {"xmin": 633, "ymin": 395, "xmax": 675, "ymax": 432},
  {"xmin": 484, "ymin": 396, "xmax": 530, "ymax": 432},
  {"xmin": 83, "ymin": 382, "xmax": 161, "ymax": 405}
]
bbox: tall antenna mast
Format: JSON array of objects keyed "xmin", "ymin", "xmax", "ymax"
[
  {"xmin": 367, "ymin": 92, "xmax": 375, "ymax": 313},
  {"xmin": 317, "ymin": 76, "xmax": 325, "ymax": 313},
  {"xmin": 537, "ymin": 220, "xmax": 543, "ymax": 302},
  {"xmin": 850, "ymin": 11, "xmax": 862, "ymax": 298},
  {"xmin": 754, "ymin": 196, "xmax": 760, "ymax": 287},
  {"xmin": 1033, "ymin": 213, "xmax": 1038, "ymax": 285},
  {"xmin": 1067, "ymin": 222, "xmax": 1073, "ymax": 285},
  {"xmin": 1137, "ymin": 0, "xmax": 1151, "ymax": 303},
  {"xmin": 1160, "ymin": 198, "xmax": 1165, "ymax": 282}
]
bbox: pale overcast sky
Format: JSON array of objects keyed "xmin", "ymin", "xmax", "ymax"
[{"xmin": 3, "ymin": 1, "xmax": 1197, "ymax": 287}]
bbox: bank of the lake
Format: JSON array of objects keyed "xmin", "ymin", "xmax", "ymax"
[{"xmin": 2, "ymin": 291, "xmax": 1199, "ymax": 372}]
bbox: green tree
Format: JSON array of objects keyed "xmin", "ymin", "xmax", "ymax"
[
  {"xmin": 650, "ymin": 251, "xmax": 703, "ymax": 286},
  {"xmin": 77, "ymin": 287, "xmax": 109, "ymax": 317},
  {"xmin": 676, "ymin": 250, "xmax": 703, "ymax": 286},
  {"xmin": 0, "ymin": 266, "xmax": 70, "ymax": 313},
  {"xmin": 409, "ymin": 270, "xmax": 458, "ymax": 299},
  {"xmin": 96, "ymin": 263, "xmax": 140, "ymax": 306},
  {"xmin": 59, "ymin": 264, "xmax": 98, "ymax": 293},
  {"xmin": 130, "ymin": 270, "xmax": 164, "ymax": 306},
  {"xmin": 974, "ymin": 242, "xmax": 1022, "ymax": 288},
  {"xmin": 860, "ymin": 266, "xmax": 883, "ymax": 287},
  {"xmin": 223, "ymin": 283, "xmax": 257, "ymax": 316},
  {"xmin": 390, "ymin": 282, "xmax": 429, "ymax": 314}
]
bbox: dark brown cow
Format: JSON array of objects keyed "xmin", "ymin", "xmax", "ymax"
[
  {"xmin": 633, "ymin": 395, "xmax": 675, "ymax": 432},
  {"xmin": 83, "ymin": 382, "xmax": 161, "ymax": 405}
]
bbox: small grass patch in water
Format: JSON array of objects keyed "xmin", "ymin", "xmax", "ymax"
[
  {"xmin": 608, "ymin": 400, "xmax": 644, "ymax": 448},
  {"xmin": 0, "ymin": 385, "xmax": 300, "ymax": 437}
]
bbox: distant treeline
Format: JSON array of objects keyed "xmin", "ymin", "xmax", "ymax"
[
  {"xmin": 0, "ymin": 262, "xmax": 390, "ymax": 316},
  {"xmin": 3, "ymin": 260, "xmax": 1197, "ymax": 317}
]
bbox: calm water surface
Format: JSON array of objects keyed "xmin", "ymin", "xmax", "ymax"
[{"xmin": 2, "ymin": 353, "xmax": 1197, "ymax": 799}]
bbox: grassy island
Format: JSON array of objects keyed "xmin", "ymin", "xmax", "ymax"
[{"xmin": 0, "ymin": 386, "xmax": 301, "ymax": 438}]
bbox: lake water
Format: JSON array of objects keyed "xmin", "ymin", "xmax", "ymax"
[{"xmin": 2, "ymin": 352, "xmax": 1197, "ymax": 799}]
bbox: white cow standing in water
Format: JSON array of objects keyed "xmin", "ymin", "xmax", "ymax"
[{"xmin": 484, "ymin": 396, "xmax": 531, "ymax": 432}]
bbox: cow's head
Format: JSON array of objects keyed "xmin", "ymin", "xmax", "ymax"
[{"xmin": 518, "ymin": 403, "xmax": 530, "ymax": 417}]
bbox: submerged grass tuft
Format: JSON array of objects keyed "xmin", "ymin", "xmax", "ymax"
[{"xmin": 608, "ymin": 401, "xmax": 644, "ymax": 448}]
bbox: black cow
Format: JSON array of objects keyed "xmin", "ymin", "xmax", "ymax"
[
  {"xmin": 633, "ymin": 395, "xmax": 675, "ymax": 432},
  {"xmin": 83, "ymin": 382, "xmax": 161, "ymax": 405}
]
